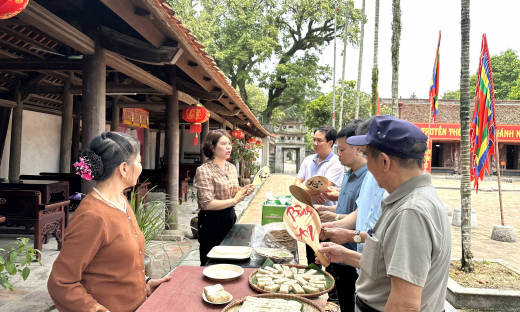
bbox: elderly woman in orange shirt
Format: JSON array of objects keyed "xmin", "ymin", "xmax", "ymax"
[
  {"xmin": 47, "ymin": 132, "xmax": 170, "ymax": 312},
  {"xmin": 194, "ymin": 129, "xmax": 255, "ymax": 265}
]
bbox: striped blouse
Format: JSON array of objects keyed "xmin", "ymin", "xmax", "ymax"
[{"xmin": 193, "ymin": 160, "xmax": 239, "ymax": 210}]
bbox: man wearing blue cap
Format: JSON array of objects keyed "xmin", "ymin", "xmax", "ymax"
[{"xmin": 316, "ymin": 116, "xmax": 451, "ymax": 312}]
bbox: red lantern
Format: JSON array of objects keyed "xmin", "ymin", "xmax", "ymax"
[
  {"xmin": 0, "ymin": 0, "xmax": 29, "ymax": 20},
  {"xmin": 256, "ymin": 140, "xmax": 263, "ymax": 147},
  {"xmin": 182, "ymin": 104, "xmax": 210, "ymax": 145},
  {"xmin": 230, "ymin": 129, "xmax": 244, "ymax": 140},
  {"xmin": 246, "ymin": 138, "xmax": 257, "ymax": 144}
]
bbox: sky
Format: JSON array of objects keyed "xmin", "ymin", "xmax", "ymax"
[{"xmin": 320, "ymin": 0, "xmax": 520, "ymax": 99}]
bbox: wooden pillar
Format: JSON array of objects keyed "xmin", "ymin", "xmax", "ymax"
[
  {"xmin": 200, "ymin": 121, "xmax": 209, "ymax": 163},
  {"xmin": 71, "ymin": 98, "xmax": 80, "ymax": 173},
  {"xmin": 144, "ymin": 128, "xmax": 150, "ymax": 169},
  {"xmin": 179, "ymin": 125, "xmax": 185, "ymax": 163},
  {"xmin": 0, "ymin": 106, "xmax": 12, "ymax": 171},
  {"xmin": 261, "ymin": 137, "xmax": 270, "ymax": 167},
  {"xmin": 155, "ymin": 129, "xmax": 161, "ymax": 169},
  {"xmin": 220, "ymin": 117, "xmax": 226, "ymax": 130},
  {"xmin": 110, "ymin": 73, "xmax": 120, "ymax": 132},
  {"xmin": 59, "ymin": 73, "xmax": 74, "ymax": 173},
  {"xmin": 8, "ymin": 87, "xmax": 22, "ymax": 181},
  {"xmin": 81, "ymin": 33, "xmax": 106, "ymax": 193},
  {"xmin": 165, "ymin": 67, "xmax": 179, "ymax": 229}
]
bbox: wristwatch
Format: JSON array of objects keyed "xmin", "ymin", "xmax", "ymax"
[{"xmin": 353, "ymin": 230, "xmax": 362, "ymax": 243}]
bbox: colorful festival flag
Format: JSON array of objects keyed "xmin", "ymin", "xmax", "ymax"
[
  {"xmin": 470, "ymin": 34, "xmax": 497, "ymax": 192},
  {"xmin": 429, "ymin": 31, "xmax": 441, "ymax": 123}
]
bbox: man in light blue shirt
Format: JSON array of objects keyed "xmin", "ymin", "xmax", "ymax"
[
  {"xmin": 314, "ymin": 120, "xmax": 367, "ymax": 312},
  {"xmin": 320, "ymin": 118, "xmax": 386, "ymax": 266}
]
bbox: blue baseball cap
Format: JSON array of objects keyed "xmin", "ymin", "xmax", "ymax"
[{"xmin": 347, "ymin": 115, "xmax": 428, "ymax": 159}]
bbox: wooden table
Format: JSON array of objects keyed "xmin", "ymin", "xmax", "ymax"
[
  {"xmin": 205, "ymin": 223, "xmax": 299, "ymax": 268},
  {"xmin": 136, "ymin": 266, "xmax": 257, "ymax": 311},
  {"xmin": 0, "ymin": 180, "xmax": 69, "ymax": 226}
]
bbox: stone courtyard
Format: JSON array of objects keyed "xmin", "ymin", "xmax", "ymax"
[{"xmin": 0, "ymin": 173, "xmax": 519, "ymax": 311}]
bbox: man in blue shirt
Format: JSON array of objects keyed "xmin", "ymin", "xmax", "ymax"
[
  {"xmin": 320, "ymin": 118, "xmax": 386, "ymax": 272},
  {"xmin": 314, "ymin": 120, "xmax": 368, "ymax": 312}
]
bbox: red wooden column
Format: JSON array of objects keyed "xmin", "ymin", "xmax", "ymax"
[
  {"xmin": 165, "ymin": 67, "xmax": 179, "ymax": 229},
  {"xmin": 81, "ymin": 33, "xmax": 106, "ymax": 193}
]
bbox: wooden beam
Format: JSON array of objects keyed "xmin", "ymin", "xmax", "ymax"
[
  {"xmin": 0, "ymin": 19, "xmax": 30, "ymax": 26},
  {"xmin": 0, "ymin": 99, "xmax": 16, "ymax": 108},
  {"xmin": 0, "ymin": 59, "xmax": 83, "ymax": 71},
  {"xmin": 0, "ymin": 25, "xmax": 60, "ymax": 53},
  {"xmin": 28, "ymin": 94, "xmax": 62, "ymax": 105},
  {"xmin": 204, "ymin": 101, "xmax": 241, "ymax": 116},
  {"xmin": 177, "ymin": 79, "xmax": 223, "ymax": 100},
  {"xmin": 22, "ymin": 85, "xmax": 165, "ymax": 95},
  {"xmin": 99, "ymin": 0, "xmax": 167, "ymax": 49},
  {"xmin": 17, "ymin": 1, "xmax": 173, "ymax": 95}
]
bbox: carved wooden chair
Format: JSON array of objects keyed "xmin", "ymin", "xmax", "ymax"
[{"xmin": 0, "ymin": 190, "xmax": 67, "ymax": 259}]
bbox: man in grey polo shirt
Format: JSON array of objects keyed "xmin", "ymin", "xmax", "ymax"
[{"xmin": 317, "ymin": 116, "xmax": 451, "ymax": 312}]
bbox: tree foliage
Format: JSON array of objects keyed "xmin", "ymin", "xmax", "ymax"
[
  {"xmin": 304, "ymin": 81, "xmax": 373, "ymax": 130},
  {"xmin": 442, "ymin": 89, "xmax": 460, "ymax": 99},
  {"xmin": 173, "ymin": 0, "xmax": 363, "ymax": 122}
]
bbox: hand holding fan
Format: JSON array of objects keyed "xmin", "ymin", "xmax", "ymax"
[
  {"xmin": 289, "ymin": 185, "xmax": 313, "ymax": 207},
  {"xmin": 305, "ymin": 176, "xmax": 331, "ymax": 192},
  {"xmin": 283, "ymin": 203, "xmax": 330, "ymax": 267}
]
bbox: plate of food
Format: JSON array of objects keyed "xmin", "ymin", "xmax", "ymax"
[
  {"xmin": 203, "ymin": 264, "xmax": 244, "ymax": 282},
  {"xmin": 221, "ymin": 294, "xmax": 323, "ymax": 312},
  {"xmin": 202, "ymin": 284, "xmax": 233, "ymax": 305},
  {"xmin": 207, "ymin": 246, "xmax": 252, "ymax": 260},
  {"xmin": 254, "ymin": 247, "xmax": 294, "ymax": 263},
  {"xmin": 248, "ymin": 262, "xmax": 335, "ymax": 298}
]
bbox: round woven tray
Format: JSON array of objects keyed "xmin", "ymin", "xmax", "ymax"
[
  {"xmin": 248, "ymin": 263, "xmax": 335, "ymax": 298},
  {"xmin": 221, "ymin": 293, "xmax": 324, "ymax": 312}
]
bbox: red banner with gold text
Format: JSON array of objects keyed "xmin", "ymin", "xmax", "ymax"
[{"xmin": 413, "ymin": 123, "xmax": 520, "ymax": 143}]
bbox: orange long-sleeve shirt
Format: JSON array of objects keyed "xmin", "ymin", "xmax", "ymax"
[{"xmin": 47, "ymin": 194, "xmax": 147, "ymax": 312}]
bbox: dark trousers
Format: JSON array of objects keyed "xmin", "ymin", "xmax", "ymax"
[
  {"xmin": 198, "ymin": 207, "xmax": 236, "ymax": 266},
  {"xmin": 333, "ymin": 263, "xmax": 358, "ymax": 312}
]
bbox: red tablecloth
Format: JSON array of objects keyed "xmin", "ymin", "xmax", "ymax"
[{"xmin": 136, "ymin": 266, "xmax": 258, "ymax": 311}]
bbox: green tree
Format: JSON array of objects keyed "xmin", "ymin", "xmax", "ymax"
[
  {"xmin": 410, "ymin": 92, "xmax": 417, "ymax": 99},
  {"xmin": 442, "ymin": 89, "xmax": 460, "ymax": 99},
  {"xmin": 489, "ymin": 49, "xmax": 520, "ymax": 100},
  {"xmin": 260, "ymin": 1, "xmax": 363, "ymax": 122},
  {"xmin": 244, "ymin": 84, "xmax": 285, "ymax": 124},
  {"xmin": 391, "ymin": 0, "xmax": 401, "ymax": 117},
  {"xmin": 304, "ymin": 81, "xmax": 372, "ymax": 130},
  {"xmin": 172, "ymin": 0, "xmax": 278, "ymax": 104},
  {"xmin": 460, "ymin": 0, "xmax": 474, "ymax": 274}
]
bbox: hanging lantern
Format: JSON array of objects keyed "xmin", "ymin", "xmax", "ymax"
[
  {"xmin": 0, "ymin": 0, "xmax": 29, "ymax": 19},
  {"xmin": 182, "ymin": 104, "xmax": 210, "ymax": 145},
  {"xmin": 230, "ymin": 129, "xmax": 244, "ymax": 140},
  {"xmin": 246, "ymin": 137, "xmax": 257, "ymax": 144}
]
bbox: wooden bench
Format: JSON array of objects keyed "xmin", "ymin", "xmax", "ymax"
[{"xmin": 0, "ymin": 190, "xmax": 67, "ymax": 259}]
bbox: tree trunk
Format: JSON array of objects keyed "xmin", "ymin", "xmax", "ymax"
[
  {"xmin": 391, "ymin": 0, "xmax": 401, "ymax": 117},
  {"xmin": 460, "ymin": 0, "xmax": 474, "ymax": 273},
  {"xmin": 355, "ymin": 0, "xmax": 366, "ymax": 119},
  {"xmin": 237, "ymin": 78, "xmax": 249, "ymax": 106},
  {"xmin": 371, "ymin": 0, "xmax": 380, "ymax": 116},
  {"xmin": 339, "ymin": 1, "xmax": 350, "ymax": 127}
]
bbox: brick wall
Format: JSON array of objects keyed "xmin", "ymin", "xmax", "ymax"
[{"xmin": 381, "ymin": 99, "xmax": 520, "ymax": 125}]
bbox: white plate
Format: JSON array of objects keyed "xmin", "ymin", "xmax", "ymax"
[
  {"xmin": 203, "ymin": 264, "xmax": 244, "ymax": 282},
  {"xmin": 207, "ymin": 246, "xmax": 252, "ymax": 260},
  {"xmin": 202, "ymin": 291, "xmax": 233, "ymax": 305}
]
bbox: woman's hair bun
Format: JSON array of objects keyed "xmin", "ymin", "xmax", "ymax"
[{"xmin": 80, "ymin": 149, "xmax": 104, "ymax": 180}]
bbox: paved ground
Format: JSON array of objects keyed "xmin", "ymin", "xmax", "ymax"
[{"xmin": 0, "ymin": 173, "xmax": 517, "ymax": 311}]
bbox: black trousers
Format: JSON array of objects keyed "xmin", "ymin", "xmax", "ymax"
[
  {"xmin": 333, "ymin": 263, "xmax": 358, "ymax": 312},
  {"xmin": 198, "ymin": 207, "xmax": 237, "ymax": 266}
]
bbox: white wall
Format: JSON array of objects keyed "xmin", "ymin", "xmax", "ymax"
[{"xmin": 1, "ymin": 111, "xmax": 63, "ymax": 178}]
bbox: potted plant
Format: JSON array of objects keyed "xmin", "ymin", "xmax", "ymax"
[
  {"xmin": 129, "ymin": 187, "xmax": 182, "ymax": 277},
  {"xmin": 230, "ymin": 139, "xmax": 260, "ymax": 186},
  {"xmin": 1, "ymin": 237, "xmax": 41, "ymax": 290}
]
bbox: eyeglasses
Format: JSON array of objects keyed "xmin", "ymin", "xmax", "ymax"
[{"xmin": 357, "ymin": 149, "xmax": 367, "ymax": 159}]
